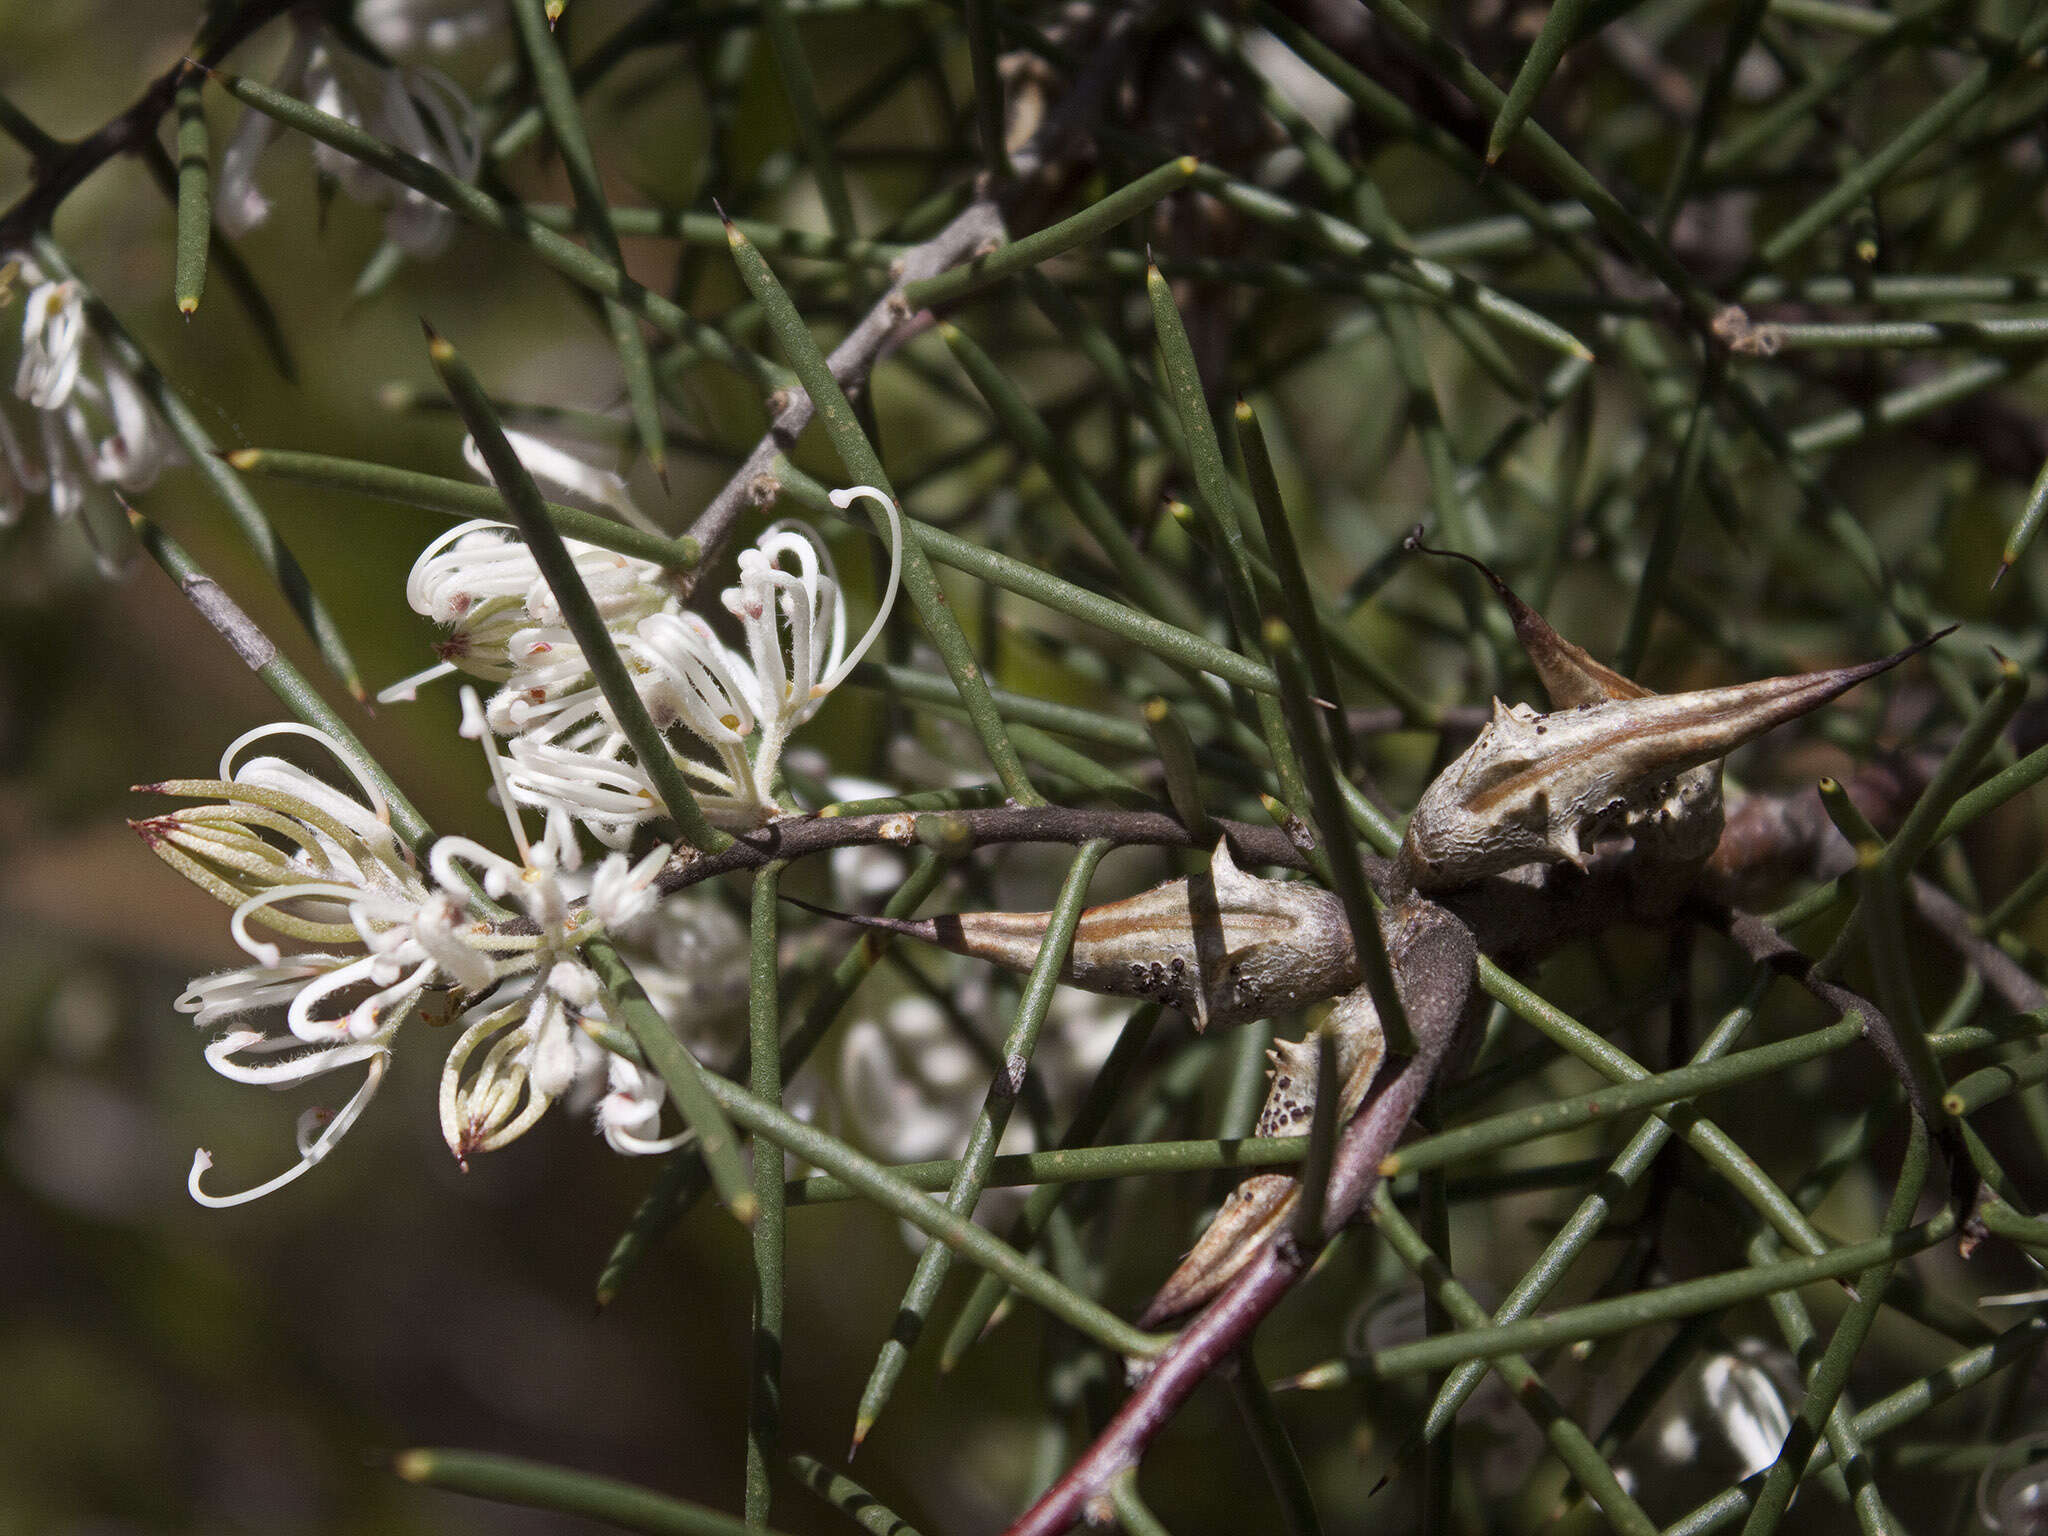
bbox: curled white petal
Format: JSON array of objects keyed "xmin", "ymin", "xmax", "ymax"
[{"xmin": 597, "ymin": 1055, "xmax": 687, "ymax": 1155}]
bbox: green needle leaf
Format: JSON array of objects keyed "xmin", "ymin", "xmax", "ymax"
[{"xmin": 172, "ymin": 67, "xmax": 209, "ymax": 316}]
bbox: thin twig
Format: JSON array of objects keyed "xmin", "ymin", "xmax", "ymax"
[
  {"xmin": 0, "ymin": 3, "xmax": 297, "ymax": 251},
  {"xmin": 652, "ymin": 807, "xmax": 1330, "ymax": 897},
  {"xmin": 678, "ymin": 198, "xmax": 1006, "ymax": 584}
]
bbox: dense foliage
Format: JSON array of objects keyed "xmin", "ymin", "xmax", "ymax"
[{"xmin": 7, "ymin": 1, "xmax": 2048, "ymax": 1532}]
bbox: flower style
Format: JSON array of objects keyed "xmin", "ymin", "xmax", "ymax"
[
  {"xmin": 215, "ymin": 17, "xmax": 484, "ymax": 257},
  {"xmin": 140, "ymin": 696, "xmax": 687, "ymax": 1206},
  {"xmin": 389, "ymin": 431, "xmax": 905, "ymax": 837},
  {"xmin": 0, "ymin": 257, "xmax": 177, "ymax": 534}
]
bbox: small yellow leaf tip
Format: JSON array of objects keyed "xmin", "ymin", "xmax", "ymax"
[
  {"xmin": 177, "ymin": 298, "xmax": 197, "ymax": 318},
  {"xmin": 394, "ymin": 1450, "xmax": 432, "ymax": 1483},
  {"xmin": 224, "ymin": 448, "xmax": 259, "ymax": 471}
]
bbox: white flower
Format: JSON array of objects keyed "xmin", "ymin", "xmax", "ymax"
[
  {"xmin": 632, "ymin": 485, "xmax": 904, "ymax": 826},
  {"xmin": 1698, "ymin": 1348, "xmax": 1793, "ymax": 1482},
  {"xmin": 1980, "ymin": 1431, "xmax": 2048, "ymax": 1535},
  {"xmin": 501, "ymin": 736, "xmax": 661, "ymax": 849},
  {"xmin": 148, "ymin": 702, "xmax": 705, "ymax": 1204},
  {"xmin": 838, "ymin": 994, "xmax": 989, "ymax": 1165},
  {"xmin": 356, "ymin": 0, "xmax": 501, "ymax": 54},
  {"xmin": 828, "ymin": 967, "xmax": 1127, "ymax": 1250},
  {"xmin": 597, "ymin": 1054, "xmax": 687, "ymax": 1156},
  {"xmin": 608, "ymin": 891, "xmax": 750, "ymax": 1056},
  {"xmin": 378, "ymin": 515, "xmax": 671, "ymax": 705},
  {"xmin": 215, "ymin": 21, "xmax": 483, "ymax": 257},
  {"xmin": 388, "ymin": 453, "xmax": 905, "ymax": 839},
  {"xmin": 587, "ymin": 845, "xmax": 668, "ymax": 929},
  {"xmin": 0, "ymin": 257, "xmax": 177, "ymax": 536}
]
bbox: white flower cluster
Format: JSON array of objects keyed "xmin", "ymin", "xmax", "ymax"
[
  {"xmin": 141, "ymin": 707, "xmax": 694, "ymax": 1207},
  {"xmin": 0, "ymin": 257, "xmax": 177, "ymax": 535},
  {"xmin": 215, "ymin": 14, "xmax": 485, "ymax": 257},
  {"xmin": 383, "ymin": 430, "xmax": 903, "ymax": 836}
]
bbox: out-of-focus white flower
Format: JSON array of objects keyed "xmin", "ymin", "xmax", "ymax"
[
  {"xmin": 1616, "ymin": 1338, "xmax": 1799, "ymax": 1512},
  {"xmin": 610, "ymin": 890, "xmax": 750, "ymax": 1054},
  {"xmin": 838, "ymin": 993, "xmax": 988, "ymax": 1165},
  {"xmin": 356, "ymin": 0, "xmax": 501, "ymax": 54},
  {"xmin": 215, "ymin": 19, "xmax": 483, "ymax": 257},
  {"xmin": 145, "ymin": 700, "xmax": 708, "ymax": 1205},
  {"xmin": 829, "ymin": 968, "xmax": 1127, "ymax": 1248},
  {"xmin": 0, "ymin": 257, "xmax": 177, "ymax": 540},
  {"xmin": 1980, "ymin": 1431, "xmax": 2048, "ymax": 1534},
  {"xmin": 810, "ymin": 770, "xmax": 913, "ymax": 904},
  {"xmin": 463, "ymin": 427, "xmax": 662, "ymax": 535},
  {"xmin": 1697, "ymin": 1348, "xmax": 1793, "ymax": 1481}
]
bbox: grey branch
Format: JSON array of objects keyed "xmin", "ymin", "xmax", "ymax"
[{"xmin": 678, "ymin": 199, "xmax": 1007, "ymax": 583}]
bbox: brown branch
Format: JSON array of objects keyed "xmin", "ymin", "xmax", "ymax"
[
  {"xmin": 0, "ymin": 1, "xmax": 299, "ymax": 252},
  {"xmin": 1908, "ymin": 876, "xmax": 2048, "ymax": 1014},
  {"xmin": 652, "ymin": 807, "xmax": 1339, "ymax": 896},
  {"xmin": 1701, "ymin": 900, "xmax": 1982, "ymax": 1227},
  {"xmin": 1004, "ymin": 896, "xmax": 1477, "ymax": 1536}
]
